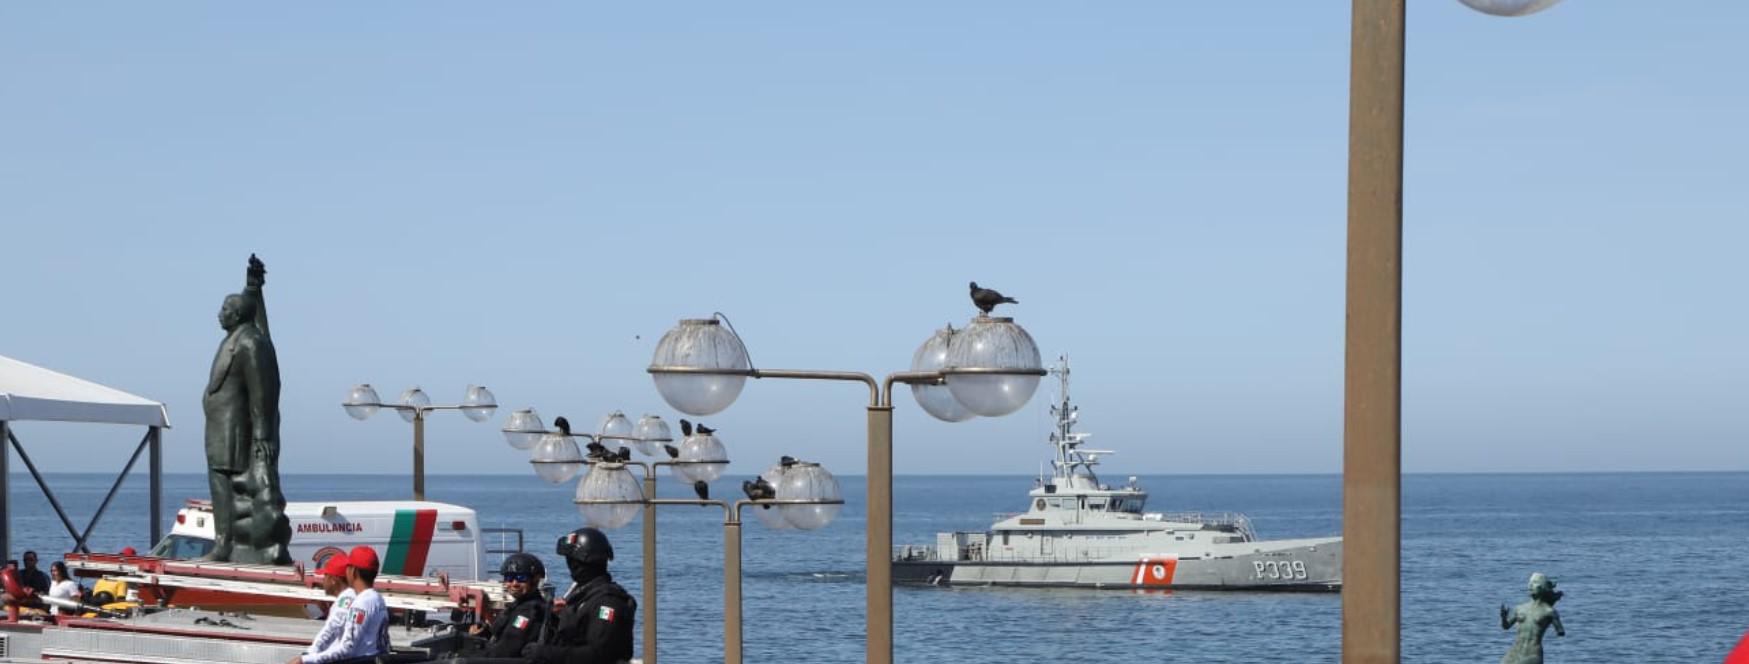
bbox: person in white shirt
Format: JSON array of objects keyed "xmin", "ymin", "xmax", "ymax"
[
  {"xmin": 46, "ymin": 562, "xmax": 81, "ymax": 615},
  {"xmin": 289, "ymin": 547, "xmax": 389, "ymax": 664},
  {"xmin": 301, "ymin": 555, "xmax": 356, "ymax": 656}
]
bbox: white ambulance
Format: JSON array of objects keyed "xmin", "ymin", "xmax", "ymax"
[{"xmin": 149, "ymin": 500, "xmax": 504, "ymax": 581}]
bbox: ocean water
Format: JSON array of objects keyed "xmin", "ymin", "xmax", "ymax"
[{"xmin": 4, "ymin": 471, "xmax": 1747, "ymax": 662}]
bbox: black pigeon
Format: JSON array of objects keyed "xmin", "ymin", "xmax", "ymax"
[
  {"xmin": 695, "ymin": 423, "xmax": 716, "ymax": 435},
  {"xmin": 779, "ymin": 456, "xmax": 799, "ymax": 468},
  {"xmin": 692, "ymin": 480, "xmax": 710, "ymax": 501},
  {"xmin": 679, "ymin": 419, "xmax": 693, "ymax": 437},
  {"xmin": 554, "ymin": 416, "xmax": 573, "ymax": 435},
  {"xmin": 969, "ymin": 281, "xmax": 1019, "ymax": 314},
  {"xmin": 615, "ymin": 447, "xmax": 633, "ymax": 463},
  {"xmin": 663, "ymin": 444, "xmax": 681, "ymax": 459},
  {"xmin": 584, "ymin": 440, "xmax": 610, "ymax": 460},
  {"xmin": 742, "ymin": 477, "xmax": 777, "ymax": 505}
]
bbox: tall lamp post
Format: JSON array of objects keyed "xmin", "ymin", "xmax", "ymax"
[
  {"xmin": 342, "ymin": 384, "xmax": 497, "ymax": 500},
  {"xmin": 575, "ymin": 456, "xmax": 843, "ymax": 664},
  {"xmin": 1344, "ymin": 1, "xmax": 1561, "ymax": 662},
  {"xmin": 646, "ymin": 312, "xmax": 1046, "ymax": 664}
]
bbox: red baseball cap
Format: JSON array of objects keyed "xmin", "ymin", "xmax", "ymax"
[
  {"xmin": 347, "ymin": 546, "xmax": 380, "ymax": 573},
  {"xmin": 319, "ymin": 555, "xmax": 351, "ymax": 578},
  {"xmin": 119, "ymin": 547, "xmax": 137, "ymax": 556}
]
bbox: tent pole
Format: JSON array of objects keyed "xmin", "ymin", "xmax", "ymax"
[
  {"xmin": 150, "ymin": 426, "xmax": 163, "ymax": 548},
  {"xmin": 73, "ymin": 430, "xmax": 153, "ymax": 552},
  {"xmin": 2, "ymin": 420, "xmax": 10, "ymax": 561},
  {"xmin": 8, "ymin": 428, "xmax": 88, "ymax": 552}
]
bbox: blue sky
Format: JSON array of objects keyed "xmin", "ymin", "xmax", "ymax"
[{"xmin": 2, "ymin": 2, "xmax": 1743, "ymax": 477}]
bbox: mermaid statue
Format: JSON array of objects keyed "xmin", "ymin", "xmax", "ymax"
[{"xmin": 1499, "ymin": 572, "xmax": 1566, "ymax": 664}]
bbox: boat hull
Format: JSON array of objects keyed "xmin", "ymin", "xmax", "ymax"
[{"xmin": 894, "ymin": 538, "xmax": 1340, "ymax": 592}]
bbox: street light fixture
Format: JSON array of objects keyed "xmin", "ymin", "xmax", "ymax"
[
  {"xmin": 342, "ymin": 383, "xmax": 497, "ymax": 500},
  {"xmin": 647, "ymin": 311, "xmax": 1045, "ymax": 664},
  {"xmin": 502, "ymin": 408, "xmax": 689, "ymax": 664},
  {"xmin": 575, "ymin": 456, "xmax": 843, "ymax": 664}
]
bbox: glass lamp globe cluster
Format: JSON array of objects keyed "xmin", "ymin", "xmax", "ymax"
[
  {"xmin": 343, "ymin": 384, "xmax": 499, "ymax": 423},
  {"xmin": 649, "ymin": 312, "xmax": 1045, "ymax": 424}
]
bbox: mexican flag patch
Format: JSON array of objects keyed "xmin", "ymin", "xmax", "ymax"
[
  {"xmin": 337, "ymin": 597, "xmax": 352, "ymax": 610},
  {"xmin": 597, "ymin": 606, "xmax": 616, "ymax": 622},
  {"xmin": 513, "ymin": 615, "xmax": 530, "ymax": 630},
  {"xmin": 354, "ymin": 609, "xmax": 366, "ymax": 625}
]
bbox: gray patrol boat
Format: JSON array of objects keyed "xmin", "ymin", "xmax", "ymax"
[{"xmin": 893, "ymin": 357, "xmax": 1341, "ymax": 591}]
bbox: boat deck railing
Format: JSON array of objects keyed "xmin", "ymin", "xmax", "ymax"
[{"xmin": 1146, "ymin": 512, "xmax": 1257, "ymax": 542}]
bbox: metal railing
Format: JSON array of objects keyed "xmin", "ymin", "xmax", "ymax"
[{"xmin": 481, "ymin": 526, "xmax": 525, "ymax": 578}]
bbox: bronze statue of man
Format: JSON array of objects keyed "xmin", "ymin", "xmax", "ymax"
[{"xmin": 201, "ymin": 254, "xmax": 292, "ymax": 564}]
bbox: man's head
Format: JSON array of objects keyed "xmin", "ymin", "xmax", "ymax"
[
  {"xmin": 344, "ymin": 546, "xmax": 380, "ymax": 589},
  {"xmin": 217, "ymin": 293, "xmax": 256, "ymax": 331},
  {"xmin": 555, "ymin": 527, "xmax": 613, "ymax": 584},
  {"xmin": 499, "ymin": 553, "xmax": 545, "ymax": 600},
  {"xmin": 22, "ymin": 551, "xmax": 38, "ymax": 570},
  {"xmin": 319, "ymin": 555, "xmax": 351, "ymax": 596}
]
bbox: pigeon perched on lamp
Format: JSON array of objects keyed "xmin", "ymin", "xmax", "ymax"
[{"xmin": 969, "ymin": 282, "xmax": 1019, "ymax": 314}]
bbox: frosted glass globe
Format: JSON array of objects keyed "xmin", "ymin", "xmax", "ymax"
[
  {"xmin": 944, "ymin": 316, "xmax": 1043, "ymax": 417},
  {"xmin": 397, "ymin": 387, "xmax": 430, "ymax": 423},
  {"xmin": 460, "ymin": 385, "xmax": 497, "ymax": 423},
  {"xmin": 343, "ymin": 384, "xmax": 381, "ymax": 421},
  {"xmin": 1457, "ymin": 0, "xmax": 1562, "ymax": 17},
  {"xmin": 778, "ymin": 462, "xmax": 841, "ymax": 531},
  {"xmin": 650, "ymin": 319, "xmax": 750, "ymax": 416},
  {"xmin": 673, "ymin": 432, "xmax": 728, "ymax": 485},
  {"xmin": 531, "ymin": 433, "xmax": 584, "ymax": 484},
  {"xmin": 501, "ymin": 408, "xmax": 546, "ymax": 451},
  {"xmin": 597, "ymin": 411, "xmax": 636, "ymax": 453},
  {"xmin": 747, "ymin": 463, "xmax": 791, "ymax": 530},
  {"xmin": 575, "ymin": 463, "xmax": 643, "ymax": 529},
  {"xmin": 909, "ymin": 325, "xmax": 976, "ymax": 423},
  {"xmin": 631, "ymin": 414, "xmax": 672, "ymax": 457}
]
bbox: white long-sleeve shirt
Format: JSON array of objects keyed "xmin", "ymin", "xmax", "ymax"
[
  {"xmin": 304, "ymin": 588, "xmax": 356, "ymax": 655},
  {"xmin": 303, "ymin": 587, "xmax": 388, "ymax": 664}
]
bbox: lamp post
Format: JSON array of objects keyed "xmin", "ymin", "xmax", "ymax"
[
  {"xmin": 505, "ymin": 409, "xmax": 694, "ymax": 664},
  {"xmin": 647, "ymin": 312, "xmax": 1045, "ymax": 664},
  {"xmin": 1343, "ymin": 2, "xmax": 1561, "ymax": 662},
  {"xmin": 575, "ymin": 457, "xmax": 843, "ymax": 664},
  {"xmin": 343, "ymin": 384, "xmax": 497, "ymax": 500}
]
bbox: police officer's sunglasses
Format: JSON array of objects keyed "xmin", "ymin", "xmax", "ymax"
[{"xmin": 503, "ymin": 572, "xmax": 534, "ymax": 583}]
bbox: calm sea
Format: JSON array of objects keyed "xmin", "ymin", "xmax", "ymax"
[{"xmin": 5, "ymin": 471, "xmax": 1746, "ymax": 662}]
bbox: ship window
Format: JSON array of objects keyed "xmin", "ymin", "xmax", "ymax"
[
  {"xmin": 1003, "ymin": 532, "xmax": 1010, "ymax": 546},
  {"xmin": 1047, "ymin": 498, "xmax": 1066, "ymax": 510},
  {"xmin": 1110, "ymin": 499, "xmax": 1123, "ymax": 511},
  {"xmin": 1086, "ymin": 498, "xmax": 1105, "ymax": 510}
]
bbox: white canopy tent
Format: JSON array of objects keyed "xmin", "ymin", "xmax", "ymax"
[{"xmin": 1, "ymin": 354, "xmax": 169, "ymax": 560}]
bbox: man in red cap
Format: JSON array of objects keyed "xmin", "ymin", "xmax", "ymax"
[
  {"xmin": 297, "ymin": 555, "xmax": 354, "ymax": 660},
  {"xmin": 290, "ymin": 547, "xmax": 389, "ymax": 664}
]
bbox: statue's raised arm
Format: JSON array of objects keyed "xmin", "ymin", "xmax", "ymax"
[{"xmin": 245, "ymin": 253, "xmax": 270, "ymax": 339}]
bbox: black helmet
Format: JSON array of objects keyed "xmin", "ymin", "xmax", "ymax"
[
  {"xmin": 500, "ymin": 552, "xmax": 544, "ymax": 578},
  {"xmin": 555, "ymin": 527, "xmax": 613, "ymax": 564}
]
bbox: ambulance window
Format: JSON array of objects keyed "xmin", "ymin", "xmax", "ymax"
[{"xmin": 150, "ymin": 535, "xmax": 215, "ymax": 559}]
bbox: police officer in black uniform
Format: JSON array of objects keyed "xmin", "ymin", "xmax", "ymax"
[
  {"xmin": 520, "ymin": 527, "xmax": 636, "ymax": 664},
  {"xmin": 469, "ymin": 553, "xmax": 549, "ymax": 658}
]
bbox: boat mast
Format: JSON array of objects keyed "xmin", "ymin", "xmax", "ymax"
[{"xmin": 1046, "ymin": 355, "xmax": 1076, "ymax": 481}]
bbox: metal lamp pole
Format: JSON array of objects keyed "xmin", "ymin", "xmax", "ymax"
[
  {"xmin": 577, "ymin": 493, "xmax": 843, "ymax": 664},
  {"xmin": 645, "ymin": 366, "xmax": 1041, "ymax": 664}
]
